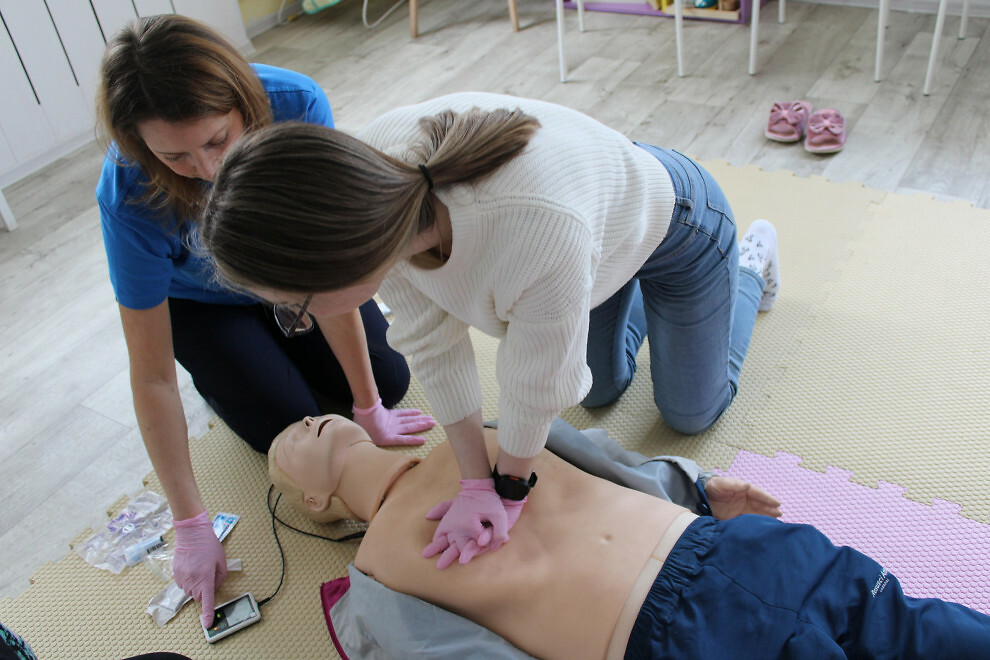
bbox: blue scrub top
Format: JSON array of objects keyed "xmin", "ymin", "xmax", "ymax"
[{"xmin": 96, "ymin": 63, "xmax": 334, "ymax": 310}]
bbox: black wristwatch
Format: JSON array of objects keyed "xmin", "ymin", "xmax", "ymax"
[{"xmin": 492, "ymin": 465, "xmax": 538, "ymax": 501}]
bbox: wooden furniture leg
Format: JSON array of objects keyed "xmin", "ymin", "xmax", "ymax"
[{"xmin": 508, "ymin": 0, "xmax": 519, "ymax": 31}]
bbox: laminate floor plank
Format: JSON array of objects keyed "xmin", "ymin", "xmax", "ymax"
[
  {"xmin": 901, "ymin": 18, "xmax": 990, "ymax": 205},
  {"xmin": 0, "ymin": 424, "xmax": 151, "ymax": 598}
]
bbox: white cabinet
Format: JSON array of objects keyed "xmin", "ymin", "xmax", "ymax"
[{"xmin": 0, "ymin": 0, "xmax": 251, "ymax": 230}]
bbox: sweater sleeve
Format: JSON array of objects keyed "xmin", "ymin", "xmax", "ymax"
[
  {"xmin": 380, "ymin": 271, "xmax": 483, "ymax": 427},
  {"xmin": 492, "ymin": 213, "xmax": 596, "ymax": 457}
]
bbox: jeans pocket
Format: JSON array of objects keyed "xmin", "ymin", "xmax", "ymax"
[{"xmin": 670, "ymin": 150, "xmax": 731, "ymax": 219}]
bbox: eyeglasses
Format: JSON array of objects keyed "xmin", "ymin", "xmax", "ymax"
[{"xmin": 273, "ymin": 294, "xmax": 315, "ymax": 337}]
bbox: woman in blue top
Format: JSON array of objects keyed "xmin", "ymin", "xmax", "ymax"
[{"xmin": 94, "ymin": 15, "xmax": 433, "ymax": 627}]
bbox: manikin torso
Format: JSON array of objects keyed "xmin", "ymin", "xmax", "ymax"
[{"xmin": 354, "ymin": 429, "xmax": 687, "ymax": 660}]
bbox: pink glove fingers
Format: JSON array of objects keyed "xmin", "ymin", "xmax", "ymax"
[
  {"xmin": 423, "ymin": 478, "xmax": 509, "ymax": 569},
  {"xmin": 425, "ymin": 499, "xmax": 454, "ymax": 521},
  {"xmin": 200, "ymin": 589, "xmax": 216, "ymax": 629},
  {"xmin": 352, "ymin": 397, "xmax": 435, "ymax": 447},
  {"xmin": 436, "ymin": 543, "xmax": 461, "ymax": 570},
  {"xmin": 173, "ymin": 510, "xmax": 228, "ymax": 628},
  {"xmin": 423, "ymin": 535, "xmax": 451, "ymax": 558}
]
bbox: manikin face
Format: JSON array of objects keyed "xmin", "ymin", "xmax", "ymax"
[
  {"xmin": 137, "ymin": 108, "xmax": 245, "ymax": 181},
  {"xmin": 275, "ymin": 414, "xmax": 372, "ymax": 499}
]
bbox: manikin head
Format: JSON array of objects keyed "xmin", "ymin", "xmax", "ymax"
[{"xmin": 269, "ymin": 414, "xmax": 419, "ymax": 524}]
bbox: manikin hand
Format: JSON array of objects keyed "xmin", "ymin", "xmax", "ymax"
[
  {"xmin": 352, "ymin": 397, "xmax": 435, "ymax": 447},
  {"xmin": 705, "ymin": 476, "xmax": 782, "ymax": 520},
  {"xmin": 422, "ymin": 479, "xmax": 510, "ymax": 569},
  {"xmin": 173, "ymin": 510, "xmax": 228, "ymax": 628}
]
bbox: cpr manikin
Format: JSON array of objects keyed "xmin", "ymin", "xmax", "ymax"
[{"xmin": 269, "ymin": 415, "xmax": 990, "ymax": 659}]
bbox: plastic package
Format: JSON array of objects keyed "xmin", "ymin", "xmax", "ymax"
[
  {"xmin": 146, "ymin": 558, "xmax": 242, "ymax": 627},
  {"xmin": 141, "ymin": 512, "xmax": 240, "ymax": 583},
  {"xmin": 73, "ymin": 491, "xmax": 173, "ymax": 574},
  {"xmin": 144, "ymin": 543, "xmax": 176, "ymax": 583},
  {"xmin": 143, "ymin": 511, "xmax": 245, "ymax": 625},
  {"xmin": 124, "ymin": 535, "xmax": 165, "ymax": 567}
]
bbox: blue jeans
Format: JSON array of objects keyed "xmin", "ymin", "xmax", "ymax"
[
  {"xmin": 583, "ymin": 145, "xmax": 763, "ymax": 434},
  {"xmin": 625, "ymin": 515, "xmax": 990, "ymax": 659}
]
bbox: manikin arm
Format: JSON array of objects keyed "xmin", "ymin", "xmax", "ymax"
[{"xmin": 494, "ymin": 418, "xmax": 780, "ymax": 518}]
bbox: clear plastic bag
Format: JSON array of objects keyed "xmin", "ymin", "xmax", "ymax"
[
  {"xmin": 73, "ymin": 491, "xmax": 173, "ymax": 574},
  {"xmin": 143, "ymin": 542, "xmax": 176, "ymax": 583}
]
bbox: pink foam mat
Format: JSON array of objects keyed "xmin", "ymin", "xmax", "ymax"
[{"xmin": 719, "ymin": 451, "xmax": 990, "ymax": 615}]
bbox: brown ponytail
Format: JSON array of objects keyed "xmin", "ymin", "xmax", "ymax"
[{"xmin": 201, "ymin": 106, "xmax": 540, "ymax": 294}]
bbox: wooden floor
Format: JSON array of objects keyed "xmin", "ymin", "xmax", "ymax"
[{"xmin": 0, "ymin": 0, "xmax": 987, "ymax": 600}]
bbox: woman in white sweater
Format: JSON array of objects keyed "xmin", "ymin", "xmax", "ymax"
[{"xmin": 201, "ymin": 93, "xmax": 780, "ymax": 568}]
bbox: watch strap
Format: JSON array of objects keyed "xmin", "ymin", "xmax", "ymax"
[{"xmin": 492, "ymin": 465, "xmax": 538, "ymax": 500}]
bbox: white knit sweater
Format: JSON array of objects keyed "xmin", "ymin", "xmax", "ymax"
[{"xmin": 357, "ymin": 93, "xmax": 675, "ymax": 458}]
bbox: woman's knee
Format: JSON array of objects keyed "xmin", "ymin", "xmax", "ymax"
[
  {"xmin": 658, "ymin": 403, "xmax": 727, "ymax": 435},
  {"xmin": 655, "ymin": 378, "xmax": 736, "ymax": 435},
  {"xmin": 581, "ymin": 369, "xmax": 636, "ymax": 408},
  {"xmin": 374, "ymin": 355, "xmax": 412, "ymax": 408}
]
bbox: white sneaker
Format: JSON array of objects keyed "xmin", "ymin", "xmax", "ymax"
[{"xmin": 739, "ymin": 219, "xmax": 780, "ymax": 312}]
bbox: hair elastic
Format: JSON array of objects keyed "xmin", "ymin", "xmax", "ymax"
[{"xmin": 418, "ymin": 163, "xmax": 434, "ymax": 190}]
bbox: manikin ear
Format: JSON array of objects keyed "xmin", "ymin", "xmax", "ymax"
[{"xmin": 304, "ymin": 492, "xmax": 331, "ymax": 513}]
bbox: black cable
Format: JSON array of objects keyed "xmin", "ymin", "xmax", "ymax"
[
  {"xmin": 255, "ymin": 486, "xmax": 286, "ymax": 607},
  {"xmin": 256, "ymin": 484, "xmax": 365, "ymax": 607},
  {"xmin": 266, "ymin": 484, "xmax": 367, "ymax": 543}
]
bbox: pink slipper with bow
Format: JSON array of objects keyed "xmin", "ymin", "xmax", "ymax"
[
  {"xmin": 765, "ymin": 101, "xmax": 813, "ymax": 143},
  {"xmin": 804, "ymin": 109, "xmax": 845, "ymax": 154}
]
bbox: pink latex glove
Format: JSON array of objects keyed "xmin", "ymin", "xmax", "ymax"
[
  {"xmin": 352, "ymin": 397, "xmax": 435, "ymax": 447},
  {"xmin": 501, "ymin": 496, "xmax": 528, "ymax": 534},
  {"xmin": 422, "ymin": 478, "xmax": 509, "ymax": 569},
  {"xmin": 173, "ymin": 510, "xmax": 227, "ymax": 628}
]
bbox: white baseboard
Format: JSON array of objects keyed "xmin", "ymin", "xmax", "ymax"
[{"xmin": 0, "ymin": 130, "xmax": 95, "ymax": 190}]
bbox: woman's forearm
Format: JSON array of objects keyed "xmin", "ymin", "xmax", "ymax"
[
  {"xmin": 443, "ymin": 411, "xmax": 492, "ymax": 480},
  {"xmin": 132, "ymin": 378, "xmax": 203, "ymax": 520},
  {"xmin": 317, "ymin": 307, "xmax": 379, "ymax": 409}
]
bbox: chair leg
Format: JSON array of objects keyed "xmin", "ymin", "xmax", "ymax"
[
  {"xmin": 556, "ymin": 0, "xmax": 567, "ymax": 82},
  {"xmin": 749, "ymin": 0, "xmax": 760, "ymax": 75},
  {"xmin": 578, "ymin": 0, "xmax": 585, "ymax": 32},
  {"xmin": 675, "ymin": 0, "xmax": 685, "ymax": 77},
  {"xmin": 410, "ymin": 0, "xmax": 419, "ymax": 37},
  {"xmin": 778, "ymin": 0, "xmax": 785, "ymax": 24},
  {"xmin": 959, "ymin": 0, "xmax": 969, "ymax": 38},
  {"xmin": 923, "ymin": 0, "xmax": 949, "ymax": 96},
  {"xmin": 874, "ymin": 0, "xmax": 890, "ymax": 81},
  {"xmin": 508, "ymin": 0, "xmax": 519, "ymax": 31}
]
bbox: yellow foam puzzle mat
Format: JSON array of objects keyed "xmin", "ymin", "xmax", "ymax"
[{"xmin": 2, "ymin": 162, "xmax": 987, "ymax": 658}]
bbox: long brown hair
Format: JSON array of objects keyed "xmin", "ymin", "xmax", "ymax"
[
  {"xmin": 95, "ymin": 14, "xmax": 273, "ymax": 221},
  {"xmin": 201, "ymin": 107, "xmax": 540, "ymax": 294}
]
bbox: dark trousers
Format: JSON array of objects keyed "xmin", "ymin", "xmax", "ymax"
[
  {"xmin": 626, "ymin": 515, "xmax": 990, "ymax": 659},
  {"xmin": 169, "ymin": 298, "xmax": 410, "ymax": 452}
]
